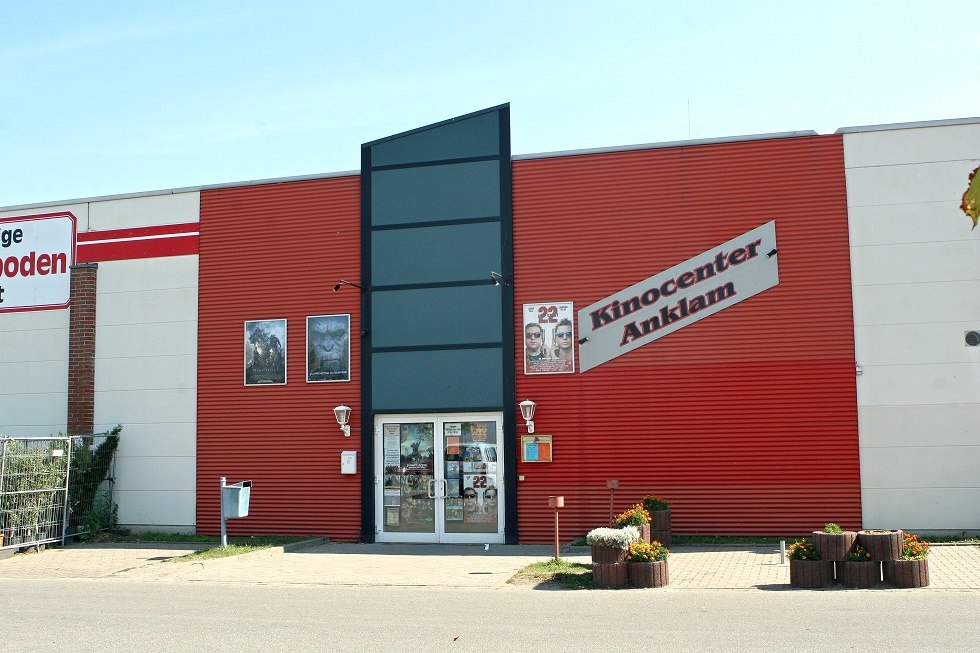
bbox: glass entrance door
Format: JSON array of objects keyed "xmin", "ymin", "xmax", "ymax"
[{"xmin": 375, "ymin": 413, "xmax": 504, "ymax": 544}]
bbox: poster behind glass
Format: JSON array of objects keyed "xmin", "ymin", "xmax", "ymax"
[
  {"xmin": 306, "ymin": 314, "xmax": 350, "ymax": 382},
  {"xmin": 522, "ymin": 302, "xmax": 575, "ymax": 374},
  {"xmin": 382, "ymin": 422, "xmax": 435, "ymax": 533},
  {"xmin": 244, "ymin": 319, "xmax": 286, "ymax": 385},
  {"xmin": 444, "ymin": 421, "xmax": 498, "ymax": 533}
]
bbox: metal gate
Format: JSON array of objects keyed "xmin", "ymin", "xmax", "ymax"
[{"xmin": 0, "ymin": 429, "xmax": 119, "ymax": 550}]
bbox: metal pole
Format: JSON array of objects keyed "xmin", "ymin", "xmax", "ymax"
[
  {"xmin": 220, "ymin": 476, "xmax": 227, "ymax": 548},
  {"xmin": 553, "ymin": 508, "xmax": 560, "ymax": 561},
  {"xmin": 61, "ymin": 437, "xmax": 72, "ymax": 547},
  {"xmin": 780, "ymin": 539, "xmax": 786, "ymax": 565}
]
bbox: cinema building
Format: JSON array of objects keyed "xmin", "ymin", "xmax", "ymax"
[{"xmin": 2, "ymin": 106, "xmax": 977, "ymax": 544}]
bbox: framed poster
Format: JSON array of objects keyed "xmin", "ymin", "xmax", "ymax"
[
  {"xmin": 244, "ymin": 319, "xmax": 286, "ymax": 386},
  {"xmin": 522, "ymin": 302, "xmax": 575, "ymax": 374},
  {"xmin": 306, "ymin": 314, "xmax": 351, "ymax": 382},
  {"xmin": 521, "ymin": 435, "xmax": 553, "ymax": 463}
]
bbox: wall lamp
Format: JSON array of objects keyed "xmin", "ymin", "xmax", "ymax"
[
  {"xmin": 490, "ymin": 271, "xmax": 512, "ymax": 287},
  {"xmin": 333, "ymin": 405, "xmax": 352, "ymax": 437},
  {"xmin": 519, "ymin": 399, "xmax": 537, "ymax": 434},
  {"xmin": 333, "ymin": 279, "xmax": 363, "ymax": 292}
]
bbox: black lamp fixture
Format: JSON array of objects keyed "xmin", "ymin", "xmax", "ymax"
[
  {"xmin": 490, "ymin": 271, "xmax": 512, "ymax": 287},
  {"xmin": 333, "ymin": 279, "xmax": 363, "ymax": 292},
  {"xmin": 766, "ymin": 249, "xmax": 778, "ymax": 258}
]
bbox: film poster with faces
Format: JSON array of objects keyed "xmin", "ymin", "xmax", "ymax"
[
  {"xmin": 448, "ymin": 421, "xmax": 498, "ymax": 524},
  {"xmin": 306, "ymin": 314, "xmax": 350, "ymax": 383},
  {"xmin": 382, "ymin": 422, "xmax": 435, "ymax": 528},
  {"xmin": 244, "ymin": 319, "xmax": 286, "ymax": 385},
  {"xmin": 523, "ymin": 302, "xmax": 575, "ymax": 375}
]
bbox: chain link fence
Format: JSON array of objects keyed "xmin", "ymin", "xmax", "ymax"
[{"xmin": 0, "ymin": 427, "xmax": 120, "ymax": 550}]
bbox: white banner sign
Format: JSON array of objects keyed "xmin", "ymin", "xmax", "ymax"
[
  {"xmin": 577, "ymin": 221, "xmax": 779, "ymax": 372},
  {"xmin": 0, "ymin": 212, "xmax": 76, "ymax": 313}
]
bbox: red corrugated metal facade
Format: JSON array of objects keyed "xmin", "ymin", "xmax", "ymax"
[
  {"xmin": 197, "ymin": 176, "xmax": 362, "ymax": 540},
  {"xmin": 195, "ymin": 133, "xmax": 859, "ymax": 543},
  {"xmin": 512, "ymin": 134, "xmax": 860, "ymax": 541}
]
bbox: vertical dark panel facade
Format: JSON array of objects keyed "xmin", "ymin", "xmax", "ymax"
[{"xmin": 360, "ymin": 105, "xmax": 515, "ymax": 541}]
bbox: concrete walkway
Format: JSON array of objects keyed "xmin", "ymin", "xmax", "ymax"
[{"xmin": 2, "ymin": 540, "xmax": 979, "ymax": 590}]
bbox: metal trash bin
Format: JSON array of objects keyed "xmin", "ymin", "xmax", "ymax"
[{"xmin": 221, "ymin": 480, "xmax": 252, "ymax": 518}]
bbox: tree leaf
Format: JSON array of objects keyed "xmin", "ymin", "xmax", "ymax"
[{"xmin": 961, "ymin": 164, "xmax": 980, "ymax": 230}]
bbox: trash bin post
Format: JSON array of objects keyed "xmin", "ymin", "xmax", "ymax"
[
  {"xmin": 219, "ymin": 478, "xmax": 252, "ymax": 548},
  {"xmin": 220, "ymin": 476, "xmax": 228, "ymax": 548}
]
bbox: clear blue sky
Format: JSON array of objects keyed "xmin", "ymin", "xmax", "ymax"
[{"xmin": 2, "ymin": 1, "xmax": 976, "ymax": 208}]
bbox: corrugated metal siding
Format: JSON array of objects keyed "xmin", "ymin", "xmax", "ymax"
[
  {"xmin": 198, "ymin": 177, "xmax": 362, "ymax": 540},
  {"xmin": 512, "ymin": 135, "xmax": 860, "ymax": 542}
]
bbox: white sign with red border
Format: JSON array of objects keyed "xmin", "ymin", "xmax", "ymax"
[{"xmin": 0, "ymin": 212, "xmax": 77, "ymax": 313}]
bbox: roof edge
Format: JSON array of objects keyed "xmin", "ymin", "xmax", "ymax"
[
  {"xmin": 512, "ymin": 130, "xmax": 821, "ymax": 162},
  {"xmin": 0, "ymin": 169, "xmax": 359, "ymax": 213},
  {"xmin": 835, "ymin": 116, "xmax": 980, "ymax": 134}
]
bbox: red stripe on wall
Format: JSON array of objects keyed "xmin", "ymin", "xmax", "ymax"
[
  {"xmin": 77, "ymin": 234, "xmax": 199, "ymax": 262},
  {"xmin": 77, "ymin": 221, "xmax": 199, "ymax": 242},
  {"xmin": 76, "ymin": 222, "xmax": 200, "ymax": 262},
  {"xmin": 512, "ymin": 135, "xmax": 859, "ymax": 542},
  {"xmin": 196, "ymin": 177, "xmax": 362, "ymax": 541}
]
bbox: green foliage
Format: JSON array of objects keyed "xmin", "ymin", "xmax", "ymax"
[
  {"xmin": 902, "ymin": 533, "xmax": 930, "ymax": 560},
  {"xmin": 626, "ymin": 540, "xmax": 669, "ymax": 562},
  {"xmin": 68, "ymin": 426, "xmax": 121, "ymax": 535},
  {"xmin": 0, "ymin": 438, "xmax": 68, "ymax": 532},
  {"xmin": 823, "ymin": 523, "xmax": 843, "ymax": 534},
  {"xmin": 642, "ymin": 495, "xmax": 670, "ymax": 511},
  {"xmin": 848, "ymin": 544, "xmax": 873, "ymax": 562},
  {"xmin": 614, "ymin": 503, "xmax": 650, "ymax": 526},
  {"xmin": 80, "ymin": 494, "xmax": 118, "ymax": 534},
  {"xmin": 787, "ymin": 539, "xmax": 821, "ymax": 560},
  {"xmin": 168, "ymin": 544, "xmax": 272, "ymax": 562},
  {"xmin": 508, "ymin": 559, "xmax": 594, "ymax": 590}
]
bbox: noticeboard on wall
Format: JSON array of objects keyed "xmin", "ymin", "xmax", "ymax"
[{"xmin": 521, "ymin": 435, "xmax": 552, "ymax": 463}]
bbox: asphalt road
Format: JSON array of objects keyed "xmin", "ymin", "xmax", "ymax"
[{"xmin": 4, "ymin": 578, "xmax": 980, "ymax": 652}]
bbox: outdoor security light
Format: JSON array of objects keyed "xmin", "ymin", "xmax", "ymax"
[
  {"xmin": 519, "ymin": 399, "xmax": 536, "ymax": 434},
  {"xmin": 332, "ymin": 279, "xmax": 363, "ymax": 292},
  {"xmin": 333, "ymin": 405, "xmax": 352, "ymax": 437},
  {"xmin": 490, "ymin": 271, "xmax": 512, "ymax": 287}
]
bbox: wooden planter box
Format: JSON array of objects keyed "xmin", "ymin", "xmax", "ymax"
[
  {"xmin": 857, "ymin": 530, "xmax": 903, "ymax": 561},
  {"xmin": 789, "ymin": 559, "xmax": 834, "ymax": 588},
  {"xmin": 591, "ymin": 545, "xmax": 627, "ymax": 564},
  {"xmin": 883, "ymin": 559, "xmax": 929, "ymax": 588},
  {"xmin": 627, "ymin": 523, "xmax": 651, "ymax": 543},
  {"xmin": 593, "ymin": 562, "xmax": 628, "ymax": 588},
  {"xmin": 811, "ymin": 531, "xmax": 857, "ymax": 561},
  {"xmin": 649, "ymin": 509, "xmax": 671, "ymax": 531},
  {"xmin": 628, "ymin": 560, "xmax": 669, "ymax": 588},
  {"xmin": 836, "ymin": 561, "xmax": 881, "ymax": 588},
  {"xmin": 652, "ymin": 531, "xmax": 671, "ymax": 548}
]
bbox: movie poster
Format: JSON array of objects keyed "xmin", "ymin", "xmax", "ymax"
[
  {"xmin": 306, "ymin": 314, "xmax": 350, "ymax": 382},
  {"xmin": 522, "ymin": 302, "xmax": 575, "ymax": 375},
  {"xmin": 244, "ymin": 319, "xmax": 286, "ymax": 385}
]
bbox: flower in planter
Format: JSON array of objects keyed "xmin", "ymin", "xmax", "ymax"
[
  {"xmin": 901, "ymin": 533, "xmax": 930, "ymax": 560},
  {"xmin": 614, "ymin": 503, "xmax": 651, "ymax": 527},
  {"xmin": 642, "ymin": 495, "xmax": 670, "ymax": 512},
  {"xmin": 626, "ymin": 540, "xmax": 669, "ymax": 562},
  {"xmin": 787, "ymin": 539, "xmax": 821, "ymax": 561},
  {"xmin": 847, "ymin": 544, "xmax": 873, "ymax": 562},
  {"xmin": 586, "ymin": 526, "xmax": 641, "ymax": 550},
  {"xmin": 822, "ymin": 522, "xmax": 843, "ymax": 534}
]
